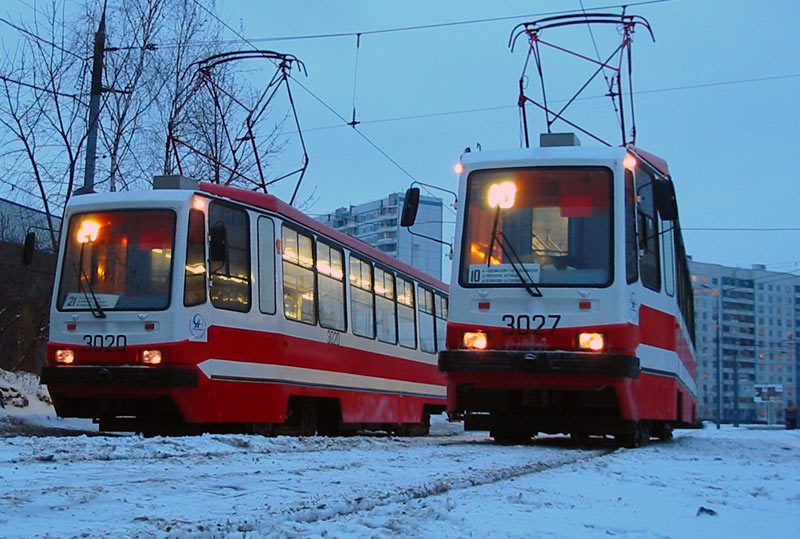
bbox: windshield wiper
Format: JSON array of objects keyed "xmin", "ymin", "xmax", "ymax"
[
  {"xmin": 486, "ymin": 207, "xmax": 542, "ymax": 297},
  {"xmin": 495, "ymin": 232, "xmax": 543, "ymax": 297},
  {"xmin": 73, "ymin": 261, "xmax": 106, "ymax": 319}
]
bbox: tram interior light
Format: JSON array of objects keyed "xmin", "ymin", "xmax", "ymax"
[
  {"xmin": 487, "ymin": 182, "xmax": 516, "ymax": 209},
  {"xmin": 142, "ymin": 349, "xmax": 162, "ymax": 365},
  {"xmin": 55, "ymin": 349, "xmax": 75, "ymax": 364},
  {"xmin": 578, "ymin": 332, "xmax": 605, "ymax": 352},
  {"xmin": 463, "ymin": 331, "xmax": 488, "ymax": 350},
  {"xmin": 77, "ymin": 220, "xmax": 101, "ymax": 244}
]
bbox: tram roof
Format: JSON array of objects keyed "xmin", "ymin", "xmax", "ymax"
[{"xmin": 459, "ymin": 144, "xmax": 670, "ymax": 177}]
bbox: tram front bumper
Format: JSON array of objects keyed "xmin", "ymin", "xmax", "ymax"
[
  {"xmin": 41, "ymin": 366, "xmax": 199, "ymax": 388},
  {"xmin": 438, "ymin": 350, "xmax": 639, "ymax": 379}
]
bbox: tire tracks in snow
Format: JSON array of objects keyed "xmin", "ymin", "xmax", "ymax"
[{"xmin": 280, "ymin": 447, "xmax": 616, "ymax": 529}]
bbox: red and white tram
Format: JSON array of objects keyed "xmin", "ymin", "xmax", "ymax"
[
  {"xmin": 42, "ymin": 177, "xmax": 448, "ymax": 435},
  {"xmin": 421, "ymin": 135, "xmax": 696, "ymax": 446}
]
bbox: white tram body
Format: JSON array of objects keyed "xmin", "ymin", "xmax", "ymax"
[
  {"xmin": 43, "ymin": 179, "xmax": 448, "ymax": 434},
  {"xmin": 439, "ymin": 138, "xmax": 697, "ymax": 444}
]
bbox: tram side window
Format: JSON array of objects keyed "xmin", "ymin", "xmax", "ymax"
[
  {"xmin": 208, "ymin": 202, "xmax": 251, "ymax": 312},
  {"xmin": 662, "ymin": 223, "xmax": 675, "ymax": 297},
  {"xmin": 350, "ymin": 256, "xmax": 375, "ymax": 338},
  {"xmin": 625, "ymin": 169, "xmax": 638, "ymax": 284},
  {"xmin": 317, "ymin": 242, "xmax": 345, "ymax": 331},
  {"xmin": 257, "ymin": 216, "xmax": 276, "ymax": 314},
  {"xmin": 397, "ymin": 277, "xmax": 417, "ymax": 349},
  {"xmin": 375, "ymin": 267, "xmax": 397, "ymax": 344},
  {"xmin": 435, "ymin": 294, "xmax": 448, "ymax": 352},
  {"xmin": 184, "ymin": 209, "xmax": 207, "ymax": 306},
  {"xmin": 419, "ymin": 287, "xmax": 436, "ymax": 353},
  {"xmin": 282, "ymin": 226, "xmax": 316, "ymax": 324},
  {"xmin": 636, "ymin": 169, "xmax": 661, "ymax": 292}
]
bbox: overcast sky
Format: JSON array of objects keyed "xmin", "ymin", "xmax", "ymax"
[{"xmin": 3, "ymin": 0, "xmax": 799, "ymax": 274}]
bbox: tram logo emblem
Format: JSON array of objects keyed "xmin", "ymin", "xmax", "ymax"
[{"xmin": 190, "ymin": 314, "xmax": 207, "ymax": 339}]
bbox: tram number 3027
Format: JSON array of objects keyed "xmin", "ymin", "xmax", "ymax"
[{"xmin": 501, "ymin": 314, "xmax": 561, "ymax": 335}]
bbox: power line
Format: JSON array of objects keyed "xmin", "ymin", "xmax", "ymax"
[
  {"xmin": 0, "ymin": 73, "xmax": 83, "ymax": 100},
  {"xmin": 284, "ymin": 72, "xmax": 800, "ymax": 135},
  {"xmin": 187, "ymin": 0, "xmax": 457, "ymax": 210},
  {"xmin": 635, "ymin": 74, "xmax": 800, "ymax": 95},
  {"xmin": 0, "ymin": 14, "xmax": 85, "ymax": 60},
  {"xmin": 290, "ymin": 76, "xmax": 456, "ymax": 214},
  {"xmin": 157, "ymin": 0, "xmax": 671, "ymax": 49}
]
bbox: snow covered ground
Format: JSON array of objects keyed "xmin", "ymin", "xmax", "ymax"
[{"xmin": 1, "ymin": 370, "xmax": 799, "ymax": 538}]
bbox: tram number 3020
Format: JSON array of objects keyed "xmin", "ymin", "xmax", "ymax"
[
  {"xmin": 501, "ymin": 314, "xmax": 561, "ymax": 335},
  {"xmin": 83, "ymin": 334, "xmax": 127, "ymax": 352}
]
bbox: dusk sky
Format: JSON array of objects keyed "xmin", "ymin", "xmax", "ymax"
[{"xmin": 2, "ymin": 0, "xmax": 798, "ymax": 274}]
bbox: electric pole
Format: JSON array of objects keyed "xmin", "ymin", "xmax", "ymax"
[{"xmin": 75, "ymin": 1, "xmax": 107, "ymax": 196}]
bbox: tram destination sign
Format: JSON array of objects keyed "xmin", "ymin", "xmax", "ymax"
[{"xmin": 753, "ymin": 384, "xmax": 783, "ymax": 403}]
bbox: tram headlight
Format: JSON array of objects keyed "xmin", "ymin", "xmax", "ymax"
[
  {"xmin": 578, "ymin": 332, "xmax": 605, "ymax": 352},
  {"xmin": 55, "ymin": 349, "xmax": 75, "ymax": 364},
  {"xmin": 142, "ymin": 349, "xmax": 162, "ymax": 365},
  {"xmin": 463, "ymin": 331, "xmax": 488, "ymax": 350}
]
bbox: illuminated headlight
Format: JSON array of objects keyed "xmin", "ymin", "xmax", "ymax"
[
  {"xmin": 578, "ymin": 333, "xmax": 605, "ymax": 352},
  {"xmin": 55, "ymin": 349, "xmax": 75, "ymax": 364},
  {"xmin": 142, "ymin": 350, "xmax": 162, "ymax": 365},
  {"xmin": 463, "ymin": 331, "xmax": 488, "ymax": 350}
]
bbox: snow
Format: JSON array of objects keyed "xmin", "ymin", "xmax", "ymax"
[{"xmin": 1, "ymin": 370, "xmax": 798, "ymax": 538}]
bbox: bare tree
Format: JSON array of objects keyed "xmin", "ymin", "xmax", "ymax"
[
  {"xmin": 0, "ymin": 0, "xmax": 300, "ymax": 223},
  {"xmin": 0, "ymin": 1, "xmax": 90, "ymax": 249}
]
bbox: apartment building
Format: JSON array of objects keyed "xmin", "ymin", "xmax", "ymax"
[
  {"xmin": 315, "ymin": 192, "xmax": 444, "ymax": 280},
  {"xmin": 690, "ymin": 260, "xmax": 799, "ymax": 424}
]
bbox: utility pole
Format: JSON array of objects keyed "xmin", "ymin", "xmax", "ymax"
[{"xmin": 75, "ymin": 1, "xmax": 107, "ymax": 196}]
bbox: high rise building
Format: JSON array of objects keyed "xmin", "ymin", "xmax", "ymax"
[
  {"xmin": 315, "ymin": 192, "xmax": 444, "ymax": 280},
  {"xmin": 690, "ymin": 260, "xmax": 799, "ymax": 424}
]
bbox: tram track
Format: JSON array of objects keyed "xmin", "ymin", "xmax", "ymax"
[{"xmin": 279, "ymin": 445, "xmax": 616, "ymax": 530}]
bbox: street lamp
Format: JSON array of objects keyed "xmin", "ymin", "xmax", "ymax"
[{"xmin": 698, "ymin": 283, "xmax": 722, "ymax": 429}]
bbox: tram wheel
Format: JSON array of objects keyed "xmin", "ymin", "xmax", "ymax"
[
  {"xmin": 492, "ymin": 428, "xmax": 532, "ymax": 445},
  {"xmin": 298, "ymin": 398, "xmax": 318, "ymax": 436},
  {"xmin": 654, "ymin": 422, "xmax": 673, "ymax": 441},
  {"xmin": 615, "ymin": 421, "xmax": 649, "ymax": 448}
]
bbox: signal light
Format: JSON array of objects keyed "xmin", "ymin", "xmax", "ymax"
[
  {"xmin": 77, "ymin": 220, "xmax": 100, "ymax": 244},
  {"xmin": 463, "ymin": 331, "xmax": 488, "ymax": 350},
  {"xmin": 142, "ymin": 350, "xmax": 162, "ymax": 365},
  {"xmin": 487, "ymin": 182, "xmax": 516, "ymax": 209},
  {"xmin": 578, "ymin": 333, "xmax": 605, "ymax": 352},
  {"xmin": 454, "ymin": 163, "xmax": 465, "ymax": 174},
  {"xmin": 55, "ymin": 349, "xmax": 75, "ymax": 364}
]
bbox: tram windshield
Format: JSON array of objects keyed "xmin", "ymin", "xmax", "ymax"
[
  {"xmin": 460, "ymin": 167, "xmax": 612, "ymax": 288},
  {"xmin": 57, "ymin": 210, "xmax": 176, "ymax": 311}
]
